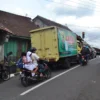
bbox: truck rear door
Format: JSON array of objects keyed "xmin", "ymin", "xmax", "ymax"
[{"xmin": 30, "ymin": 27, "xmax": 59, "ymax": 61}]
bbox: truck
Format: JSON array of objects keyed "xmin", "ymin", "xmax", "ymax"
[{"xmin": 30, "ymin": 26, "xmax": 82, "ymax": 69}]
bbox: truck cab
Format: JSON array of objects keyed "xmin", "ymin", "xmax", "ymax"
[{"xmin": 77, "ymin": 40, "xmax": 82, "ymax": 54}]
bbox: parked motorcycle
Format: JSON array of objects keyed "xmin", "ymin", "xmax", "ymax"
[
  {"xmin": 0, "ymin": 52, "xmax": 12, "ymax": 81},
  {"xmin": 81, "ymin": 55, "xmax": 88, "ymax": 66},
  {"xmin": 20, "ymin": 59, "xmax": 51, "ymax": 87},
  {"xmin": 0, "ymin": 64, "xmax": 10, "ymax": 81}
]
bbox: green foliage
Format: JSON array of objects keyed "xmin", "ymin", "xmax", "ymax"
[{"xmin": 8, "ymin": 61, "xmax": 16, "ymax": 66}]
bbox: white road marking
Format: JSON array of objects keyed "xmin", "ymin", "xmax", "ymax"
[
  {"xmin": 20, "ymin": 57, "xmax": 97, "ymax": 96},
  {"xmin": 20, "ymin": 65, "xmax": 80, "ymax": 96},
  {"xmin": 90, "ymin": 58, "xmax": 96, "ymax": 61}
]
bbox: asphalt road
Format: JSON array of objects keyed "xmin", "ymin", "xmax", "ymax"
[{"xmin": 0, "ymin": 57, "xmax": 100, "ymax": 100}]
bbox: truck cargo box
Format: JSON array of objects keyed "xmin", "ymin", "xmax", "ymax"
[{"xmin": 30, "ymin": 26, "xmax": 77, "ymax": 61}]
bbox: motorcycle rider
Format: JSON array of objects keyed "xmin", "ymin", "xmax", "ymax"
[
  {"xmin": 30, "ymin": 47, "xmax": 44, "ymax": 77},
  {"xmin": 21, "ymin": 51, "xmax": 38, "ymax": 77},
  {"xmin": 80, "ymin": 45, "xmax": 90, "ymax": 63}
]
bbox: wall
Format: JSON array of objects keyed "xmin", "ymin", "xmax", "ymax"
[
  {"xmin": 4, "ymin": 38, "xmax": 17, "ymax": 57},
  {"xmin": 34, "ymin": 19, "xmax": 47, "ymax": 28},
  {"xmin": 0, "ymin": 45, "xmax": 4, "ymax": 61},
  {"xmin": 4, "ymin": 37, "xmax": 30, "ymax": 61},
  {"xmin": 0, "ymin": 32, "xmax": 6, "ymax": 61}
]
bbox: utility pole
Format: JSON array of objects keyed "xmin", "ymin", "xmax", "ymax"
[{"xmin": 82, "ymin": 32, "xmax": 85, "ymax": 39}]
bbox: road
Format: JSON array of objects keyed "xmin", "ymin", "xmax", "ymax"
[{"xmin": 0, "ymin": 57, "xmax": 100, "ymax": 100}]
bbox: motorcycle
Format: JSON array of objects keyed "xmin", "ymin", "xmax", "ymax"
[
  {"xmin": 20, "ymin": 59, "xmax": 51, "ymax": 87},
  {"xmin": 0, "ymin": 64, "xmax": 10, "ymax": 81},
  {"xmin": 0, "ymin": 52, "xmax": 12, "ymax": 81},
  {"xmin": 81, "ymin": 55, "xmax": 88, "ymax": 66}
]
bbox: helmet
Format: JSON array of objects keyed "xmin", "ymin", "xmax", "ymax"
[{"xmin": 30, "ymin": 47, "xmax": 37, "ymax": 52}]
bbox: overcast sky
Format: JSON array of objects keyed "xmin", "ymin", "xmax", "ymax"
[{"xmin": 1, "ymin": 0, "xmax": 100, "ymax": 48}]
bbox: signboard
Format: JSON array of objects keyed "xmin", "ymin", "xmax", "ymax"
[{"xmin": 58, "ymin": 28, "xmax": 77, "ymax": 57}]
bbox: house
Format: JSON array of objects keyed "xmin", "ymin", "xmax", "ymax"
[
  {"xmin": 0, "ymin": 23, "xmax": 13, "ymax": 61},
  {"xmin": 33, "ymin": 15, "xmax": 72, "ymax": 31},
  {"xmin": 0, "ymin": 10, "xmax": 38, "ymax": 60},
  {"xmin": 33, "ymin": 15, "xmax": 82, "ymax": 41}
]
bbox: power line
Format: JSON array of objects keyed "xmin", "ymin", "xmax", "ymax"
[
  {"xmin": 46, "ymin": 0, "xmax": 100, "ymax": 10},
  {"xmin": 45, "ymin": 0, "xmax": 100, "ymax": 12},
  {"xmin": 56, "ymin": 0, "xmax": 100, "ymax": 8},
  {"xmin": 66, "ymin": 24, "xmax": 100, "ymax": 29},
  {"xmin": 78, "ymin": 0, "xmax": 100, "ymax": 7},
  {"xmin": 72, "ymin": 0, "xmax": 100, "ymax": 9}
]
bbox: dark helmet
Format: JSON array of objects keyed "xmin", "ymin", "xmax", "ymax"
[
  {"xmin": 21, "ymin": 52, "xmax": 26, "ymax": 57},
  {"xmin": 30, "ymin": 47, "xmax": 37, "ymax": 52}
]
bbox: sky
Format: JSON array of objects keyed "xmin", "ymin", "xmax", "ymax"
[{"xmin": 0, "ymin": 0, "xmax": 100, "ymax": 48}]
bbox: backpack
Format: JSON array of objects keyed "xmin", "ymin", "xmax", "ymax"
[{"xmin": 16, "ymin": 58, "xmax": 24, "ymax": 68}]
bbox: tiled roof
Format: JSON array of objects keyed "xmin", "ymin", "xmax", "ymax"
[{"xmin": 0, "ymin": 10, "xmax": 38, "ymax": 37}]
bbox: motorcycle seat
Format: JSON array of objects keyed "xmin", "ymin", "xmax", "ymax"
[{"xmin": 21, "ymin": 68, "xmax": 31, "ymax": 72}]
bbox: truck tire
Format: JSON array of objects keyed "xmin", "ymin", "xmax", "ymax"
[
  {"xmin": 77, "ymin": 60, "xmax": 80, "ymax": 64},
  {"xmin": 63, "ymin": 59, "xmax": 70, "ymax": 69}
]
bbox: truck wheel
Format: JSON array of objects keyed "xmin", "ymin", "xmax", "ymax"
[
  {"xmin": 77, "ymin": 60, "xmax": 80, "ymax": 64},
  {"xmin": 63, "ymin": 59, "xmax": 70, "ymax": 69}
]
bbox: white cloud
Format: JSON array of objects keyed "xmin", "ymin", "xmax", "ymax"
[
  {"xmin": 46, "ymin": 0, "xmax": 95, "ymax": 17},
  {"xmin": 45, "ymin": 0, "xmax": 100, "ymax": 48},
  {"xmin": 55, "ymin": 15, "xmax": 100, "ymax": 27},
  {"xmin": 46, "ymin": 0, "xmax": 79, "ymax": 10},
  {"xmin": 53, "ymin": 0, "xmax": 81, "ymax": 7},
  {"xmin": 12, "ymin": 8, "xmax": 33, "ymax": 18}
]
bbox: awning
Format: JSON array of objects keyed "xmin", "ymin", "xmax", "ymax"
[
  {"xmin": 0, "ymin": 23, "xmax": 13, "ymax": 34},
  {"xmin": 0, "ymin": 27, "xmax": 13, "ymax": 34}
]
